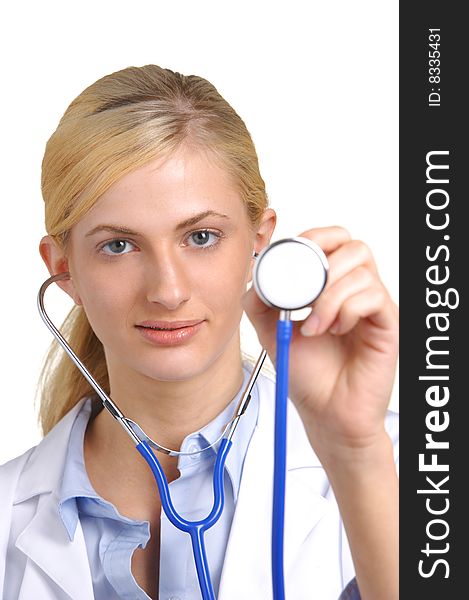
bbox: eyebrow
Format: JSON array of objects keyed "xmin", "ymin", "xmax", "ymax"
[{"xmin": 84, "ymin": 210, "xmax": 230, "ymax": 238}]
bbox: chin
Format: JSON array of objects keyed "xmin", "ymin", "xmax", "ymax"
[{"xmin": 135, "ymin": 348, "xmax": 213, "ymax": 382}]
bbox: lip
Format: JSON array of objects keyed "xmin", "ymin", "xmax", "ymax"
[
  {"xmin": 135, "ymin": 320, "xmax": 205, "ymax": 346},
  {"xmin": 136, "ymin": 319, "xmax": 204, "ymax": 329}
]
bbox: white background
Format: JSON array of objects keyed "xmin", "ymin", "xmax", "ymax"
[{"xmin": 0, "ymin": 0, "xmax": 398, "ymax": 464}]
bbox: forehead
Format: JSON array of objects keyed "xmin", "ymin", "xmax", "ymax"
[{"xmin": 73, "ymin": 145, "xmax": 248, "ymax": 235}]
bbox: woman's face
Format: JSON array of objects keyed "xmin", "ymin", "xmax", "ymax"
[{"xmin": 61, "ymin": 145, "xmax": 274, "ymax": 382}]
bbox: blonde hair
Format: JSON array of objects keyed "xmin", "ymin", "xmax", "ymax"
[{"xmin": 38, "ymin": 64, "xmax": 271, "ymax": 436}]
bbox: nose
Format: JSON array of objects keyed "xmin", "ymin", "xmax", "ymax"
[{"xmin": 143, "ymin": 247, "xmax": 191, "ymax": 310}]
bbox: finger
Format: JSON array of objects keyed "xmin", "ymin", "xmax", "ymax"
[
  {"xmin": 242, "ymin": 284, "xmax": 277, "ymax": 330},
  {"xmin": 242, "ymin": 283, "xmax": 268, "ymax": 316},
  {"xmin": 297, "ymin": 226, "xmax": 351, "ymax": 255},
  {"xmin": 325, "ymin": 239, "xmax": 379, "ymax": 289},
  {"xmin": 242, "ymin": 285, "xmax": 279, "ymax": 354},
  {"xmin": 301, "ymin": 265, "xmax": 375, "ymax": 336},
  {"xmin": 329, "ymin": 286, "xmax": 392, "ymax": 336}
]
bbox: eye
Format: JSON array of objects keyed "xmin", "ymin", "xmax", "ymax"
[
  {"xmin": 99, "ymin": 239, "xmax": 136, "ymax": 255},
  {"xmin": 186, "ymin": 229, "xmax": 223, "ymax": 250}
]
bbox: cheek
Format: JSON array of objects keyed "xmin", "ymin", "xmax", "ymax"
[
  {"xmin": 200, "ymin": 253, "xmax": 250, "ymax": 319},
  {"xmin": 77, "ymin": 276, "xmax": 136, "ymax": 344}
]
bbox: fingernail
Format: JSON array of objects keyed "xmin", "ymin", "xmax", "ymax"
[
  {"xmin": 301, "ymin": 314, "xmax": 320, "ymax": 337},
  {"xmin": 329, "ymin": 319, "xmax": 340, "ymax": 335}
]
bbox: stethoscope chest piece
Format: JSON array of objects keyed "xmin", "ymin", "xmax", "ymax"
[{"xmin": 253, "ymin": 237, "xmax": 328, "ymax": 311}]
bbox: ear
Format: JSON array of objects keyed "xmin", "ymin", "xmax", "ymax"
[
  {"xmin": 39, "ymin": 235, "xmax": 83, "ymax": 305},
  {"xmin": 248, "ymin": 208, "xmax": 277, "ymax": 283}
]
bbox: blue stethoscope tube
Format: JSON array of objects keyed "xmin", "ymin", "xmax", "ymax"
[
  {"xmin": 272, "ymin": 314, "xmax": 293, "ymax": 600},
  {"xmin": 136, "ymin": 437, "xmax": 232, "ymax": 599}
]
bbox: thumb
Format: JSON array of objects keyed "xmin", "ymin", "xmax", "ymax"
[{"xmin": 242, "ymin": 284, "xmax": 278, "ymax": 353}]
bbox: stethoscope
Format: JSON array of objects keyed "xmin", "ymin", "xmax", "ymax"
[{"xmin": 37, "ymin": 236, "xmax": 328, "ymax": 600}]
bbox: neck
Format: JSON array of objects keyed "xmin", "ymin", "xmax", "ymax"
[{"xmin": 83, "ymin": 333, "xmax": 246, "ymax": 516}]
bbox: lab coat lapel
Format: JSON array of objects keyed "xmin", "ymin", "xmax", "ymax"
[
  {"xmin": 15, "ymin": 492, "xmax": 93, "ymax": 600},
  {"xmin": 218, "ymin": 377, "xmax": 329, "ymax": 600},
  {"xmin": 13, "ymin": 400, "xmax": 93, "ymax": 600}
]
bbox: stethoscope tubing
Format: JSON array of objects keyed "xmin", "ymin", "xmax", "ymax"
[
  {"xmin": 272, "ymin": 312, "xmax": 292, "ymax": 600},
  {"xmin": 137, "ymin": 437, "xmax": 233, "ymax": 599}
]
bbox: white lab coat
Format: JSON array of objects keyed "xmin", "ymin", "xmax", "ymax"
[{"xmin": 0, "ymin": 372, "xmax": 399, "ymax": 600}]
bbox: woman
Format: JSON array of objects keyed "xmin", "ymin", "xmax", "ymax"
[{"xmin": 0, "ymin": 64, "xmax": 398, "ymax": 599}]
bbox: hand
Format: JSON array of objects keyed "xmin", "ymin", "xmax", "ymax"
[{"xmin": 243, "ymin": 226, "xmax": 399, "ymax": 460}]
